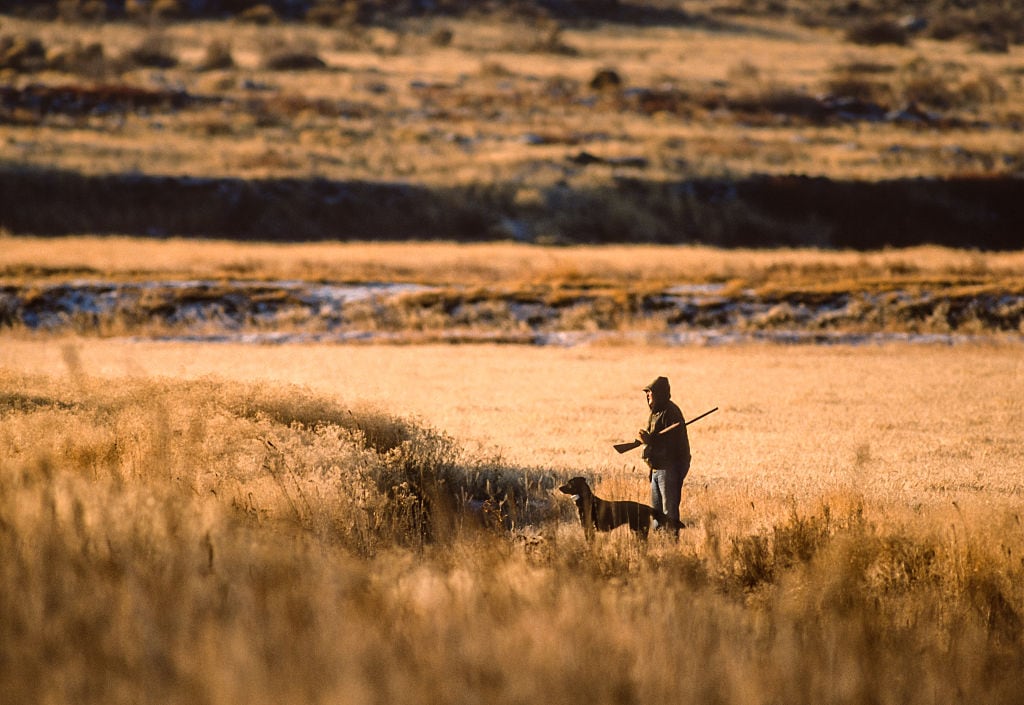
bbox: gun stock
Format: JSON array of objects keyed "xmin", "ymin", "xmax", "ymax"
[
  {"xmin": 612, "ymin": 407, "xmax": 718, "ymax": 454},
  {"xmin": 613, "ymin": 421, "xmax": 681, "ymax": 454}
]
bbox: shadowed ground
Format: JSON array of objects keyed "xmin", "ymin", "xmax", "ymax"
[{"xmin": 4, "ymin": 166, "xmax": 1024, "ymax": 248}]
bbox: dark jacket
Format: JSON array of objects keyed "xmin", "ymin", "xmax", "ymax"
[{"xmin": 642, "ymin": 377, "xmax": 691, "ymax": 471}]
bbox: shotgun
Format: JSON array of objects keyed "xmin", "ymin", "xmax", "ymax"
[{"xmin": 613, "ymin": 406, "xmax": 718, "ymax": 454}]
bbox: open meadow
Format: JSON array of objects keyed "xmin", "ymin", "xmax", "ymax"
[
  {"xmin": 3, "ymin": 0, "xmax": 1024, "ymax": 701},
  {"xmin": 2, "ymin": 239, "xmax": 1024, "ymax": 703},
  {"xmin": 3, "ymin": 331, "xmax": 1024, "ymax": 704}
]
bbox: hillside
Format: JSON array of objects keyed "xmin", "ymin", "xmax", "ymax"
[{"xmin": 2, "ymin": 0, "xmax": 1023, "ymax": 245}]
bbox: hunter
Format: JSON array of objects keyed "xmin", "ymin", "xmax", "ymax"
[{"xmin": 639, "ymin": 376, "xmax": 691, "ymax": 534}]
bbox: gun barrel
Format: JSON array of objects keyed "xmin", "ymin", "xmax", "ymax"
[{"xmin": 685, "ymin": 407, "xmax": 718, "ymax": 425}]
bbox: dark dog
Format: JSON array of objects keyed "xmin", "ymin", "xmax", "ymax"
[{"xmin": 558, "ymin": 476, "xmax": 684, "ymax": 540}]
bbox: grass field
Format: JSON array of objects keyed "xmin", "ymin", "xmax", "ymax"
[
  {"xmin": 3, "ymin": 1, "xmax": 1024, "ymax": 700},
  {"xmin": 6, "ymin": 236, "xmax": 1024, "ymax": 286},
  {"xmin": 4, "ymin": 3, "xmax": 1023, "ymax": 184},
  {"xmin": 2, "ymin": 336, "xmax": 1024, "ymax": 704},
  {"xmin": 3, "ymin": 2, "xmax": 1024, "ymax": 245},
  {"xmin": 3, "ymin": 238, "xmax": 1023, "ymax": 342}
]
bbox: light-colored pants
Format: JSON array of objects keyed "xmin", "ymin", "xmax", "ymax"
[{"xmin": 651, "ymin": 466, "xmax": 687, "ymax": 525}]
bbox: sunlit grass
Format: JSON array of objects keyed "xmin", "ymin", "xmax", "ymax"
[
  {"xmin": 2, "ymin": 339, "xmax": 1023, "ymax": 704},
  {"xmin": 3, "ymin": 239, "xmax": 1022, "ymax": 340},
  {"xmin": 2, "ymin": 8, "xmax": 1023, "ymax": 184},
  {"xmin": 4, "ymin": 237, "xmax": 1024, "ymax": 289}
]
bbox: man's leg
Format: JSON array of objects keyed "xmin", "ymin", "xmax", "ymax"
[
  {"xmin": 664, "ymin": 467, "xmax": 683, "ymax": 525},
  {"xmin": 650, "ymin": 469, "xmax": 667, "ymax": 518}
]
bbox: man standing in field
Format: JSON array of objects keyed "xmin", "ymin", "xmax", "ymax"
[{"xmin": 639, "ymin": 376, "xmax": 691, "ymax": 535}]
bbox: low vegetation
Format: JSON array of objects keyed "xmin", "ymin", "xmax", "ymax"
[
  {"xmin": 2, "ymin": 343, "xmax": 1023, "ymax": 704},
  {"xmin": 5, "ymin": 237, "xmax": 1024, "ymax": 287},
  {"xmin": 2, "ymin": 1, "xmax": 1024, "ymax": 245},
  {"xmin": 2, "ymin": 239, "xmax": 1023, "ymax": 340},
  {"xmin": 2, "ymin": 3, "xmax": 1022, "ymax": 699}
]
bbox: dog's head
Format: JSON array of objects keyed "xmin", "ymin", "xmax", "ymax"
[{"xmin": 558, "ymin": 476, "xmax": 592, "ymax": 499}]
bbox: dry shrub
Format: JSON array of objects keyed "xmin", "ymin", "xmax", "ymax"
[
  {"xmin": 429, "ymin": 27, "xmax": 454, "ymax": 47},
  {"xmin": 589, "ymin": 67, "xmax": 622, "ymax": 90},
  {"xmin": 57, "ymin": 0, "xmax": 107, "ymax": 22},
  {"xmin": 47, "ymin": 40, "xmax": 107, "ymax": 76},
  {"xmin": 845, "ymin": 18, "xmax": 910, "ymax": 46},
  {"xmin": 930, "ymin": 7, "xmax": 1024, "ymax": 47},
  {"xmin": 825, "ymin": 65, "xmax": 893, "ymax": 104},
  {"xmin": 727, "ymin": 502, "xmax": 845, "ymax": 591},
  {"xmin": 501, "ymin": 18, "xmax": 577, "ymax": 55},
  {"xmin": 929, "ymin": 10, "xmax": 974, "ymax": 41},
  {"xmin": 0, "ymin": 371, "xmax": 553, "ymax": 551},
  {"xmin": 196, "ymin": 38, "xmax": 235, "ymax": 71},
  {"xmin": 126, "ymin": 32, "xmax": 178, "ymax": 69},
  {"xmin": 306, "ymin": 0, "xmax": 358, "ymax": 27},
  {"xmin": 0, "ymin": 35, "xmax": 47, "ymax": 72},
  {"xmin": 124, "ymin": 0, "xmax": 150, "ymax": 19},
  {"xmin": 546, "ymin": 185, "xmax": 670, "ymax": 243},
  {"xmin": 238, "ymin": 3, "xmax": 279, "ymax": 25},
  {"xmin": 152, "ymin": 0, "xmax": 184, "ymax": 20},
  {"xmin": 259, "ymin": 36, "xmax": 326, "ymax": 70},
  {"xmin": 894, "ymin": 59, "xmax": 1005, "ymax": 112},
  {"xmin": 745, "ymin": 85, "xmax": 827, "ymax": 119},
  {"xmin": 723, "ymin": 61, "xmax": 830, "ymax": 121},
  {"xmin": 263, "ymin": 50, "xmax": 326, "ymax": 70},
  {"xmin": 973, "ymin": 30, "xmax": 1009, "ymax": 54},
  {"xmin": 479, "ymin": 60, "xmax": 512, "ymax": 77},
  {"xmin": 961, "ymin": 71, "xmax": 1008, "ymax": 105},
  {"xmin": 899, "ymin": 58, "xmax": 963, "ymax": 110},
  {"xmin": 727, "ymin": 59, "xmax": 762, "ymax": 84}
]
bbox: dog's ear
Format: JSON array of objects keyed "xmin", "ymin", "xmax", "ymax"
[{"xmin": 570, "ymin": 477, "xmax": 592, "ymax": 494}]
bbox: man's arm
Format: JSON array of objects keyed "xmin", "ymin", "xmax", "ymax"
[{"xmin": 643, "ymin": 407, "xmax": 684, "ymax": 450}]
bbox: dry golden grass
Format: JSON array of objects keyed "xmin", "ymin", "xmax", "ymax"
[
  {"xmin": 2, "ymin": 9, "xmax": 1023, "ymax": 184},
  {"xmin": 3, "ymin": 238, "xmax": 1022, "ymax": 341},
  {"xmin": 2, "ymin": 339, "xmax": 1024, "ymax": 704},
  {"xmin": 4, "ymin": 338, "xmax": 1021, "ymax": 510},
  {"xmin": 4, "ymin": 236, "xmax": 1024, "ymax": 290}
]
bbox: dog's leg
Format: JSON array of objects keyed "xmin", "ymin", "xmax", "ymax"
[{"xmin": 581, "ymin": 496, "xmax": 595, "ymax": 541}]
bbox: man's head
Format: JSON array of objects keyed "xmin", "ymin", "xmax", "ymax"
[{"xmin": 643, "ymin": 376, "xmax": 671, "ymax": 411}]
